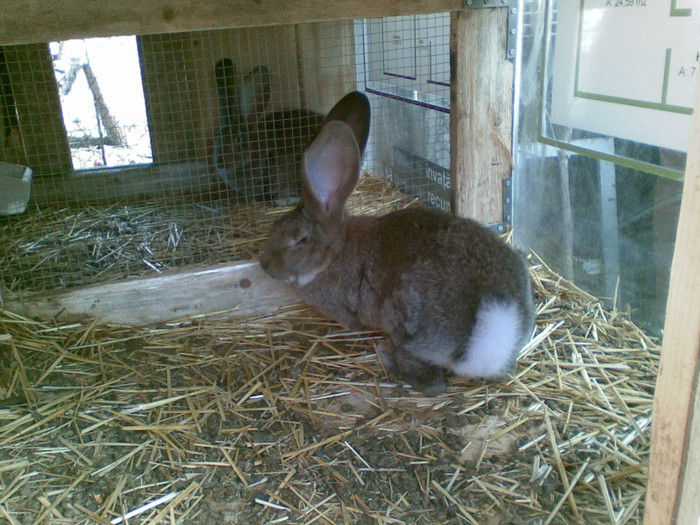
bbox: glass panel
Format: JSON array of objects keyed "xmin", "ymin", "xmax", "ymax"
[
  {"xmin": 514, "ymin": 0, "xmax": 692, "ymax": 333},
  {"xmin": 537, "ymin": 0, "xmax": 697, "ymax": 180}
]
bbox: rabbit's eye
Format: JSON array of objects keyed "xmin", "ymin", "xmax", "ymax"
[{"xmin": 293, "ymin": 234, "xmax": 309, "ymax": 247}]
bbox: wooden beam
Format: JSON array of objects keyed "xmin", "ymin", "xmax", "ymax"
[
  {"xmin": 0, "ymin": 0, "xmax": 461, "ymax": 46},
  {"xmin": 29, "ymin": 162, "xmax": 220, "ymax": 205},
  {"xmin": 5, "ymin": 260, "xmax": 300, "ymax": 326},
  {"xmin": 450, "ymin": 8, "xmax": 513, "ymax": 224},
  {"xmin": 677, "ymin": 380, "xmax": 700, "ymax": 525},
  {"xmin": 644, "ymin": 82, "xmax": 700, "ymax": 524}
]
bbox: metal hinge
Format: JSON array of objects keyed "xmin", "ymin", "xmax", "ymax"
[
  {"xmin": 463, "ymin": 0, "xmax": 519, "ymax": 61},
  {"xmin": 502, "ymin": 176, "xmax": 513, "ymax": 226},
  {"xmin": 484, "ymin": 177, "xmax": 513, "ymax": 234}
]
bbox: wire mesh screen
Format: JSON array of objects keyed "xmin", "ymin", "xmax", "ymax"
[
  {"xmin": 359, "ymin": 14, "xmax": 452, "ymax": 212},
  {"xmin": 0, "ymin": 15, "xmax": 452, "ymax": 295}
]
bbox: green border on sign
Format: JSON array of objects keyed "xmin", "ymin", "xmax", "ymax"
[
  {"xmin": 670, "ymin": 0, "xmax": 693, "ymax": 17},
  {"xmin": 574, "ymin": 0, "xmax": 693, "ymax": 115},
  {"xmin": 537, "ymin": 0, "xmax": 690, "ymax": 181}
]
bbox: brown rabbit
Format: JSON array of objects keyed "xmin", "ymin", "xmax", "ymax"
[
  {"xmin": 211, "ymin": 59, "xmax": 324, "ymax": 204},
  {"xmin": 260, "ymin": 92, "xmax": 534, "ymax": 394}
]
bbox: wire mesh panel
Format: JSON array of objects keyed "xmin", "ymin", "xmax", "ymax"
[
  {"xmin": 358, "ymin": 14, "xmax": 452, "ymax": 212},
  {"xmin": 0, "ymin": 16, "xmax": 452, "ymax": 295}
]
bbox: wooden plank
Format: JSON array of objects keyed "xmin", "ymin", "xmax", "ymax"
[
  {"xmin": 139, "ymin": 33, "xmax": 201, "ymax": 165},
  {"xmin": 677, "ymin": 378, "xmax": 700, "ymax": 525},
  {"xmin": 296, "ymin": 20, "xmax": 357, "ymax": 114},
  {"xmin": 1, "ymin": 43, "xmax": 73, "ymax": 178},
  {"xmin": 5, "ymin": 260, "xmax": 300, "ymax": 326},
  {"xmin": 30, "ymin": 161, "xmax": 220, "ymax": 205},
  {"xmin": 0, "ymin": 49, "xmax": 25, "ymax": 164},
  {"xmin": 449, "ymin": 8, "xmax": 513, "ymax": 224},
  {"xmin": 0, "ymin": 0, "xmax": 461, "ymax": 46},
  {"xmin": 644, "ymin": 81, "xmax": 700, "ymax": 525}
]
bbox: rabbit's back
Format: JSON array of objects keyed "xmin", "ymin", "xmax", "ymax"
[
  {"xmin": 246, "ymin": 108, "xmax": 324, "ymax": 202},
  {"xmin": 372, "ymin": 208, "xmax": 533, "ymax": 377},
  {"xmin": 355, "ymin": 208, "xmax": 531, "ymax": 308}
]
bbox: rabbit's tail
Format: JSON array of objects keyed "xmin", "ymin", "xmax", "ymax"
[{"xmin": 451, "ymin": 298, "xmax": 527, "ymax": 379}]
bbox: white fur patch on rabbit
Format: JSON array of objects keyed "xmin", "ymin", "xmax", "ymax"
[{"xmin": 452, "ymin": 298, "xmax": 525, "ymax": 378}]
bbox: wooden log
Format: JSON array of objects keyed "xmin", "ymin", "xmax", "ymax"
[
  {"xmin": 82, "ymin": 62, "xmax": 127, "ymax": 147},
  {"xmin": 0, "ymin": 0, "xmax": 461, "ymax": 46},
  {"xmin": 450, "ymin": 8, "xmax": 513, "ymax": 224},
  {"xmin": 644, "ymin": 82, "xmax": 700, "ymax": 525},
  {"xmin": 5, "ymin": 260, "xmax": 300, "ymax": 326}
]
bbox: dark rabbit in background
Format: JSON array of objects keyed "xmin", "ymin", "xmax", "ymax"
[
  {"xmin": 260, "ymin": 91, "xmax": 535, "ymax": 394},
  {"xmin": 211, "ymin": 58, "xmax": 324, "ymax": 204}
]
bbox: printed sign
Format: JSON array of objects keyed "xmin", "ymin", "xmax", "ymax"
[
  {"xmin": 392, "ymin": 147, "xmax": 451, "ymax": 211},
  {"xmin": 551, "ymin": 0, "xmax": 699, "ymax": 152}
]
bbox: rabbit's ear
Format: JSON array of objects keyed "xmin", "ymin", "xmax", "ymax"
[
  {"xmin": 214, "ymin": 58, "xmax": 237, "ymax": 126},
  {"xmin": 324, "ymin": 91, "xmax": 371, "ymax": 155},
  {"xmin": 237, "ymin": 66, "xmax": 271, "ymax": 120},
  {"xmin": 302, "ymin": 121, "xmax": 360, "ymax": 221}
]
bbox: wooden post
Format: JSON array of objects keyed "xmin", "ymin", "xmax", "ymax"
[
  {"xmin": 644, "ymin": 82, "xmax": 700, "ymax": 525},
  {"xmin": 296, "ymin": 20, "xmax": 357, "ymax": 114},
  {"xmin": 450, "ymin": 8, "xmax": 513, "ymax": 224},
  {"xmin": 2, "ymin": 43, "xmax": 72, "ymax": 179}
]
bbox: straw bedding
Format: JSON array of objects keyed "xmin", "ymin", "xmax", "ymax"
[
  {"xmin": 0, "ymin": 176, "xmax": 657, "ymax": 524},
  {"xmin": 0, "ymin": 175, "xmax": 415, "ymax": 294}
]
